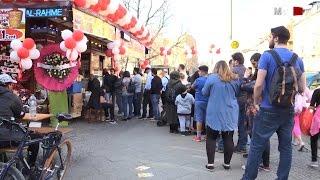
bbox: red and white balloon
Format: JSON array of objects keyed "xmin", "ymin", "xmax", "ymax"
[
  {"xmin": 184, "ymin": 45, "xmax": 196, "ymax": 59},
  {"xmin": 74, "ymin": 0, "xmax": 153, "ymax": 47},
  {"xmin": 60, "ymin": 29, "xmax": 88, "ymax": 61},
  {"xmin": 160, "ymin": 47, "xmax": 172, "ymax": 56},
  {"xmin": 105, "ymin": 40, "xmax": 126, "ymax": 60},
  {"xmin": 209, "ymin": 44, "xmax": 221, "ymax": 54},
  {"xmin": 10, "ymin": 38, "xmax": 40, "ymax": 70}
]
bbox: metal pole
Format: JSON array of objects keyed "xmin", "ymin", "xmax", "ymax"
[{"xmin": 230, "ymin": 0, "xmax": 233, "ymax": 40}]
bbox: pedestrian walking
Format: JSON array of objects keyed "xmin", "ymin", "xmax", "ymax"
[
  {"xmin": 242, "ymin": 26, "xmax": 306, "ymax": 180},
  {"xmin": 133, "ymin": 68, "xmax": 142, "ymax": 117},
  {"xmin": 121, "ymin": 71, "xmax": 134, "ymax": 121},
  {"xmin": 150, "ymin": 68, "xmax": 163, "ymax": 121},
  {"xmin": 202, "ymin": 61, "xmax": 240, "ymax": 171},
  {"xmin": 191, "ymin": 65, "xmax": 209, "ymax": 142},
  {"xmin": 175, "ymin": 85, "xmax": 195, "ymax": 136}
]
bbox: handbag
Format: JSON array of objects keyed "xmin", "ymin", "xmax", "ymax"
[{"xmin": 299, "ymin": 108, "xmax": 314, "ymax": 136}]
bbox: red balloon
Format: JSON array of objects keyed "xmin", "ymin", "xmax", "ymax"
[
  {"xmin": 141, "ymin": 32, "xmax": 150, "ymax": 41},
  {"xmin": 65, "ymin": 38, "xmax": 77, "ymax": 49},
  {"xmin": 144, "ymin": 60, "xmax": 149, "ymax": 65},
  {"xmin": 192, "ymin": 49, "xmax": 197, "ymax": 55},
  {"xmin": 99, "ymin": 0, "xmax": 111, "ymax": 10},
  {"xmin": 22, "ymin": 38, "xmax": 35, "ymax": 49},
  {"xmin": 167, "ymin": 49, "xmax": 172, "ymax": 55},
  {"xmin": 74, "ymin": 0, "xmax": 86, "ymax": 7},
  {"xmin": 73, "ymin": 30, "xmax": 84, "ymax": 41},
  {"xmin": 160, "ymin": 47, "xmax": 165, "ymax": 52},
  {"xmin": 119, "ymin": 46, "xmax": 126, "ymax": 55},
  {"xmin": 17, "ymin": 47, "xmax": 29, "ymax": 59},
  {"xmin": 90, "ymin": 4, "xmax": 101, "ymax": 13},
  {"xmin": 129, "ymin": 17, "xmax": 137, "ymax": 29},
  {"xmin": 115, "ymin": 5, "xmax": 127, "ymax": 20},
  {"xmin": 216, "ymin": 48, "xmax": 221, "ymax": 54},
  {"xmin": 160, "ymin": 51, "xmax": 164, "ymax": 56},
  {"xmin": 136, "ymin": 27, "xmax": 145, "ymax": 36},
  {"xmin": 105, "ymin": 49, "xmax": 113, "ymax": 57},
  {"xmin": 107, "ymin": 14, "xmax": 119, "ymax": 22}
]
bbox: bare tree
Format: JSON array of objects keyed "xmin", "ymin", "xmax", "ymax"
[{"xmin": 122, "ymin": 0, "xmax": 171, "ymax": 40}]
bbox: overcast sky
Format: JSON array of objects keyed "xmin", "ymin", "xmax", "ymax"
[{"xmin": 164, "ymin": 0, "xmax": 313, "ymax": 63}]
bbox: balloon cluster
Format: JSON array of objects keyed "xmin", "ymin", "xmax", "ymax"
[
  {"xmin": 139, "ymin": 59, "xmax": 150, "ymax": 69},
  {"xmin": 160, "ymin": 47, "xmax": 172, "ymax": 56},
  {"xmin": 10, "ymin": 38, "xmax": 40, "ymax": 70},
  {"xmin": 60, "ymin": 29, "xmax": 88, "ymax": 61},
  {"xmin": 105, "ymin": 40, "xmax": 126, "ymax": 61},
  {"xmin": 209, "ymin": 44, "xmax": 221, "ymax": 54},
  {"xmin": 184, "ymin": 45, "xmax": 197, "ymax": 59},
  {"xmin": 74, "ymin": 0, "xmax": 152, "ymax": 47}
]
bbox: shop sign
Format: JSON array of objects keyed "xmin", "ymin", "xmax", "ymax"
[
  {"xmin": 26, "ymin": 8, "xmax": 64, "ymax": 18},
  {"xmin": 73, "ymin": 9, "xmax": 115, "ymax": 41},
  {"xmin": 0, "ymin": 8, "xmax": 25, "ymax": 41},
  {"xmin": 0, "ymin": 28, "xmax": 25, "ymax": 41}
]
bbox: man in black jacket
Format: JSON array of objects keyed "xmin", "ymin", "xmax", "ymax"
[
  {"xmin": 150, "ymin": 68, "xmax": 163, "ymax": 121},
  {"xmin": 0, "ymin": 74, "xmax": 39, "ymax": 166},
  {"xmin": 102, "ymin": 68, "xmax": 118, "ymax": 121}
]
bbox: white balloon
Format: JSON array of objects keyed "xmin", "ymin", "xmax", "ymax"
[
  {"xmin": 112, "ymin": 48, "xmax": 120, "ymax": 55},
  {"xmin": 21, "ymin": 58, "xmax": 33, "ymax": 70},
  {"xmin": 10, "ymin": 39, "xmax": 22, "ymax": 51},
  {"xmin": 108, "ymin": 0, "xmax": 120, "ymax": 14},
  {"xmin": 61, "ymin": 30, "xmax": 73, "ymax": 40},
  {"xmin": 187, "ymin": 54, "xmax": 193, "ymax": 59},
  {"xmin": 113, "ymin": 40, "xmax": 121, "ymax": 48},
  {"xmin": 163, "ymin": 50, "xmax": 167, "ymax": 55},
  {"xmin": 66, "ymin": 49, "xmax": 79, "ymax": 61},
  {"xmin": 114, "ymin": 54, "xmax": 121, "ymax": 61},
  {"xmin": 107, "ymin": 42, "xmax": 115, "ymax": 49},
  {"xmin": 10, "ymin": 51, "xmax": 20, "ymax": 61},
  {"xmin": 79, "ymin": 36, "xmax": 88, "ymax": 45},
  {"xmin": 29, "ymin": 49, "xmax": 40, "ymax": 59},
  {"xmin": 129, "ymin": 21, "xmax": 142, "ymax": 33},
  {"xmin": 76, "ymin": 42, "xmax": 87, "ymax": 53},
  {"xmin": 117, "ymin": 13, "xmax": 132, "ymax": 26},
  {"xmin": 60, "ymin": 41, "xmax": 68, "ymax": 52},
  {"xmin": 89, "ymin": 0, "xmax": 98, "ymax": 5}
]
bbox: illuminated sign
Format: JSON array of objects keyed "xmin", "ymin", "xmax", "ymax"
[{"xmin": 26, "ymin": 8, "xmax": 64, "ymax": 18}]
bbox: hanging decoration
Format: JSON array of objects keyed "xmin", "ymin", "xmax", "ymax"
[
  {"xmin": 184, "ymin": 45, "xmax": 196, "ymax": 59},
  {"xmin": 209, "ymin": 44, "xmax": 221, "ymax": 54},
  {"xmin": 59, "ymin": 29, "xmax": 88, "ymax": 63},
  {"xmin": 34, "ymin": 44, "xmax": 79, "ymax": 92},
  {"xmin": 74, "ymin": 0, "xmax": 153, "ymax": 47},
  {"xmin": 105, "ymin": 40, "xmax": 126, "ymax": 61},
  {"xmin": 139, "ymin": 59, "xmax": 150, "ymax": 69},
  {"xmin": 160, "ymin": 47, "xmax": 172, "ymax": 56}
]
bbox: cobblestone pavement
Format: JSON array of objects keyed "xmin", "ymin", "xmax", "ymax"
[{"xmin": 64, "ymin": 118, "xmax": 320, "ymax": 180}]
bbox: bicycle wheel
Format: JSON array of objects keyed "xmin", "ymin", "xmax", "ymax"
[
  {"xmin": 0, "ymin": 162, "xmax": 25, "ymax": 180},
  {"xmin": 40, "ymin": 140, "xmax": 72, "ymax": 180}
]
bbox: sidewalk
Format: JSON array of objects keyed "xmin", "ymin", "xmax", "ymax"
[{"xmin": 65, "ymin": 118, "xmax": 320, "ymax": 180}]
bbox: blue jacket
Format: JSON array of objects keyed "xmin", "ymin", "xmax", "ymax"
[{"xmin": 202, "ymin": 74, "xmax": 240, "ymax": 131}]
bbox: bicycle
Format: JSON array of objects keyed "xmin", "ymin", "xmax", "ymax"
[{"xmin": 0, "ymin": 114, "xmax": 72, "ymax": 180}]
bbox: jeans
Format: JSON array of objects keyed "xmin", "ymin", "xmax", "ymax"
[
  {"xmin": 243, "ymin": 107, "xmax": 294, "ymax": 180},
  {"xmin": 237, "ymin": 108, "xmax": 248, "ymax": 150},
  {"xmin": 206, "ymin": 126, "xmax": 234, "ymax": 165},
  {"xmin": 142, "ymin": 90, "xmax": 153, "ymax": 118},
  {"xmin": 116, "ymin": 93, "xmax": 122, "ymax": 113},
  {"xmin": 178, "ymin": 115, "xmax": 190, "ymax": 132},
  {"xmin": 133, "ymin": 92, "xmax": 142, "ymax": 116},
  {"xmin": 122, "ymin": 95, "xmax": 134, "ymax": 118},
  {"xmin": 151, "ymin": 94, "xmax": 160, "ymax": 120},
  {"xmin": 103, "ymin": 103, "xmax": 115, "ymax": 120}
]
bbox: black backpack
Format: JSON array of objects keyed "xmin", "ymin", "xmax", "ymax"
[
  {"xmin": 127, "ymin": 79, "xmax": 136, "ymax": 94},
  {"xmin": 267, "ymin": 50, "xmax": 302, "ymax": 107}
]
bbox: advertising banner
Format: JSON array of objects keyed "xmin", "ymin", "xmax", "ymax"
[{"xmin": 0, "ymin": 8, "xmax": 25, "ymax": 41}]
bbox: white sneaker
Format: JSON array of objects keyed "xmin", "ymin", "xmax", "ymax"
[
  {"xmin": 309, "ymin": 161, "xmax": 319, "ymax": 168},
  {"xmin": 241, "ymin": 165, "xmax": 246, "ymax": 170}
]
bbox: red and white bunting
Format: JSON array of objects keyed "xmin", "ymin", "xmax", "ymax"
[{"xmin": 74, "ymin": 0, "xmax": 153, "ymax": 47}]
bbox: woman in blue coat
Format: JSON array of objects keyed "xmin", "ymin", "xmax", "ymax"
[{"xmin": 202, "ymin": 60, "xmax": 240, "ymax": 171}]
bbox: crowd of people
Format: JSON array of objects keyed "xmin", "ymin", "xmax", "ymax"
[{"xmin": 1, "ymin": 25, "xmax": 320, "ymax": 180}]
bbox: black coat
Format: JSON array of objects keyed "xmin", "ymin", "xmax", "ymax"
[
  {"xmin": 88, "ymin": 78, "xmax": 102, "ymax": 109},
  {"xmin": 151, "ymin": 76, "xmax": 163, "ymax": 95},
  {"xmin": 103, "ymin": 74, "xmax": 118, "ymax": 93},
  {"xmin": 0, "ymin": 86, "xmax": 24, "ymax": 120}
]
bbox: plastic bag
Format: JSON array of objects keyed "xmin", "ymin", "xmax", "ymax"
[{"xmin": 299, "ymin": 108, "xmax": 314, "ymax": 136}]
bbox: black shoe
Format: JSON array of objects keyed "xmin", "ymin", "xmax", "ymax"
[
  {"xmin": 147, "ymin": 116, "xmax": 154, "ymax": 119},
  {"xmin": 222, "ymin": 164, "xmax": 231, "ymax": 170},
  {"xmin": 216, "ymin": 148, "xmax": 224, "ymax": 153},
  {"xmin": 121, "ymin": 118, "xmax": 128, "ymax": 121},
  {"xmin": 234, "ymin": 148, "xmax": 247, "ymax": 154},
  {"xmin": 243, "ymin": 153, "xmax": 248, "ymax": 158}
]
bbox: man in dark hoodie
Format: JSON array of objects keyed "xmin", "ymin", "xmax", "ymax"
[{"xmin": 0, "ymin": 74, "xmax": 39, "ymax": 166}]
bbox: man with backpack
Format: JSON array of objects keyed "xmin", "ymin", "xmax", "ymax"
[
  {"xmin": 242, "ymin": 26, "xmax": 306, "ymax": 180},
  {"xmin": 150, "ymin": 68, "xmax": 163, "ymax": 121}
]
